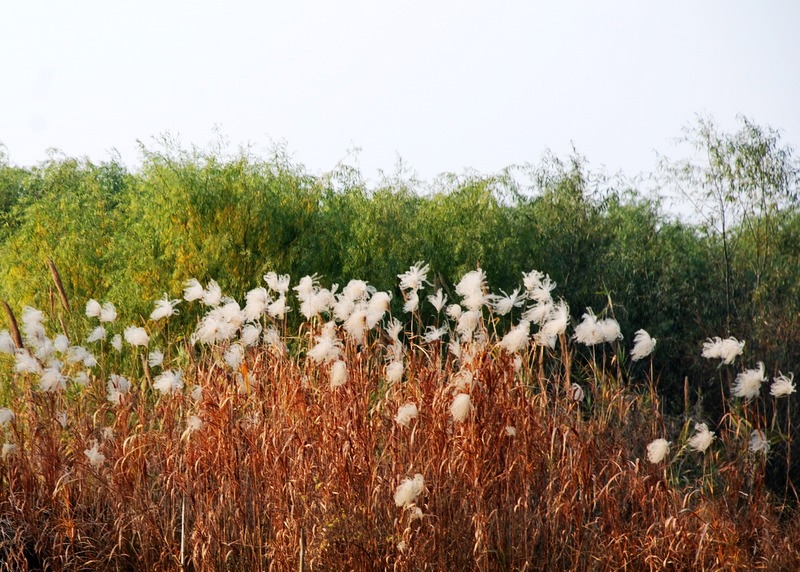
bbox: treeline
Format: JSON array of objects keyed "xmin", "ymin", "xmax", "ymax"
[{"xmin": 0, "ymin": 118, "xmax": 798, "ymax": 414}]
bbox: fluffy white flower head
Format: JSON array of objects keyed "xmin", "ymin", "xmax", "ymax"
[
  {"xmin": 749, "ymin": 430, "xmax": 769, "ymax": 454},
  {"xmin": 701, "ymin": 336, "xmax": 744, "ymax": 364},
  {"xmin": 688, "ymin": 422, "xmax": 715, "ymax": 453},
  {"xmin": 631, "ymin": 329, "xmax": 656, "ymax": 361},
  {"xmin": 646, "ymin": 438, "xmax": 671, "ymax": 464},
  {"xmin": 450, "ymin": 393, "xmax": 472, "ymax": 423},
  {"xmin": 395, "ymin": 403, "xmax": 418, "ymax": 427},
  {"xmin": 330, "ymin": 360, "xmax": 348, "ymax": 388},
  {"xmin": 124, "ymin": 326, "xmax": 150, "ymax": 347},
  {"xmin": 770, "ymin": 372, "xmax": 796, "ymax": 398},
  {"xmin": 394, "ymin": 473, "xmax": 425, "ymax": 507},
  {"xmin": 150, "ymin": 294, "xmax": 180, "ymax": 321},
  {"xmin": 732, "ymin": 362, "xmax": 765, "ymax": 400}
]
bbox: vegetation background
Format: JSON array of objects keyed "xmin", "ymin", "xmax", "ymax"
[{"xmin": 0, "ymin": 117, "xmax": 799, "ymax": 569}]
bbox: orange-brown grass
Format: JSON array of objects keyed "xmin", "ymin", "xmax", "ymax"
[{"xmin": 1, "ymin": 332, "xmax": 799, "ymax": 571}]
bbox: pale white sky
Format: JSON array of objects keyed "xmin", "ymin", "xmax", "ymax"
[{"xmin": 1, "ymin": 1, "xmax": 798, "ymax": 184}]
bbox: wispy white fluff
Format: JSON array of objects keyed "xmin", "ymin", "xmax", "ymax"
[
  {"xmin": 386, "ymin": 361, "xmax": 404, "ymax": 384},
  {"xmin": 535, "ymin": 300, "xmax": 570, "ymax": 348},
  {"xmin": 150, "ymin": 294, "xmax": 180, "ymax": 320},
  {"xmin": 263, "ymin": 272, "xmax": 291, "ymax": 295},
  {"xmin": 153, "ymin": 370, "xmax": 183, "ymax": 395},
  {"xmin": 701, "ymin": 336, "xmax": 745, "ymax": 365},
  {"xmin": 631, "ymin": 329, "xmax": 657, "ymax": 361},
  {"xmin": 22, "ymin": 306, "xmax": 46, "ymax": 348},
  {"xmin": 0, "ymin": 408, "xmax": 14, "ymax": 426},
  {"xmin": 688, "ymin": 422, "xmax": 715, "ymax": 453},
  {"xmin": 201, "ymin": 280, "xmax": 223, "ymax": 307},
  {"xmin": 394, "ymin": 474, "xmax": 425, "ymax": 507},
  {"xmin": 732, "ymin": 362, "xmax": 765, "ymax": 400},
  {"xmin": 39, "ymin": 364, "xmax": 66, "ymax": 392},
  {"xmin": 195, "ymin": 301, "xmax": 245, "ymax": 344},
  {"xmin": 450, "ymin": 393, "xmax": 472, "ymax": 423},
  {"xmin": 395, "ymin": 403, "xmax": 418, "ymax": 427},
  {"xmin": 770, "ymin": 372, "xmax": 795, "ymax": 398},
  {"xmin": 527, "ymin": 275, "xmax": 557, "ymax": 305},
  {"xmin": 307, "ymin": 328, "xmax": 342, "ymax": 364},
  {"xmin": 0, "ymin": 330, "xmax": 14, "ymax": 354},
  {"xmin": 343, "ymin": 308, "xmax": 369, "ymax": 344},
  {"xmin": 243, "ymin": 287, "xmax": 270, "ymax": 321},
  {"xmin": 398, "ymin": 262, "xmax": 430, "ymax": 292},
  {"xmin": 147, "ymin": 349, "xmax": 164, "ymax": 368},
  {"xmin": 403, "ymin": 290, "xmax": 419, "ymax": 313},
  {"xmin": 99, "ymin": 302, "xmax": 117, "ymax": 323},
  {"xmin": 456, "ymin": 269, "xmax": 487, "ymax": 312},
  {"xmin": 569, "ymin": 383, "xmax": 585, "ymax": 402},
  {"xmin": 446, "ymin": 304, "xmax": 462, "ymax": 321},
  {"xmin": 749, "ymin": 430, "xmax": 769, "ymax": 454},
  {"xmin": 598, "ymin": 317, "xmax": 623, "ymax": 343},
  {"xmin": 499, "ymin": 320, "xmax": 530, "ymax": 353},
  {"xmin": 386, "ymin": 318, "xmax": 403, "ymax": 344},
  {"xmin": 456, "ymin": 311, "xmax": 481, "ymax": 340},
  {"xmin": 182, "ymin": 415, "xmax": 204, "ymax": 441},
  {"xmin": 111, "ymin": 334, "xmax": 123, "ymax": 352},
  {"xmin": 342, "ymin": 279, "xmax": 372, "ymax": 302},
  {"xmin": 106, "ymin": 374, "xmax": 130, "ymax": 404},
  {"xmin": 124, "ymin": 326, "xmax": 150, "ymax": 347},
  {"xmin": 224, "ymin": 344, "xmax": 244, "ymax": 370},
  {"xmin": 85, "ymin": 299, "xmax": 102, "ymax": 318},
  {"xmin": 428, "ymin": 289, "xmax": 447, "ymax": 312},
  {"xmin": 15, "ymin": 350, "xmax": 42, "ymax": 375},
  {"xmin": 84, "ymin": 441, "xmax": 106, "ymax": 468},
  {"xmin": 646, "ymin": 438, "xmax": 670, "ymax": 464},
  {"xmin": 2, "ymin": 443, "xmax": 17, "ymax": 460},
  {"xmin": 240, "ymin": 323, "xmax": 262, "ymax": 347},
  {"xmin": 423, "ymin": 326, "xmax": 447, "ymax": 343},
  {"xmin": 87, "ymin": 326, "xmax": 106, "ymax": 343},
  {"xmin": 183, "ymin": 278, "xmax": 205, "ymax": 302},
  {"xmin": 267, "ymin": 295, "xmax": 290, "ymax": 320},
  {"xmin": 522, "ymin": 269, "xmax": 544, "ymax": 292},
  {"xmin": 72, "ymin": 371, "xmax": 89, "ymax": 386},
  {"xmin": 53, "ymin": 334, "xmax": 69, "ymax": 353},
  {"xmin": 492, "ymin": 288, "xmax": 524, "ymax": 316},
  {"xmin": 330, "ymin": 360, "xmax": 348, "ymax": 388}
]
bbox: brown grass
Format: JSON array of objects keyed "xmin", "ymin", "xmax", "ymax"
[{"xmin": 0, "ymin": 319, "xmax": 798, "ymax": 571}]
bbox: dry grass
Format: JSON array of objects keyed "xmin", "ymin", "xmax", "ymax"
[{"xmin": 0, "ymin": 297, "xmax": 798, "ymax": 571}]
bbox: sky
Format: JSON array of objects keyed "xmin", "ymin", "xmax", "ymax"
[{"xmin": 1, "ymin": 1, "xmax": 799, "ymax": 189}]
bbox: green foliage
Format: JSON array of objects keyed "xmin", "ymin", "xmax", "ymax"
[{"xmin": 0, "ymin": 117, "xmax": 798, "ymax": 421}]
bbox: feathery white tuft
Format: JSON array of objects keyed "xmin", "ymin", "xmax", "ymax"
[
  {"xmin": 99, "ymin": 302, "xmax": 117, "ymax": 323},
  {"xmin": 394, "ymin": 473, "xmax": 425, "ymax": 507},
  {"xmin": 124, "ymin": 326, "xmax": 149, "ymax": 347},
  {"xmin": 646, "ymin": 438, "xmax": 671, "ymax": 464},
  {"xmin": 688, "ymin": 422, "xmax": 715, "ymax": 453},
  {"xmin": 330, "ymin": 360, "xmax": 348, "ymax": 388},
  {"xmin": 85, "ymin": 299, "xmax": 102, "ymax": 318},
  {"xmin": 0, "ymin": 408, "xmax": 14, "ymax": 426},
  {"xmin": 148, "ymin": 349, "xmax": 164, "ymax": 368},
  {"xmin": 701, "ymin": 336, "xmax": 745, "ymax": 364},
  {"xmin": 153, "ymin": 370, "xmax": 183, "ymax": 395},
  {"xmin": 183, "ymin": 278, "xmax": 204, "ymax": 301},
  {"xmin": 450, "ymin": 393, "xmax": 472, "ymax": 423},
  {"xmin": 770, "ymin": 372, "xmax": 795, "ymax": 398},
  {"xmin": 631, "ymin": 329, "xmax": 657, "ymax": 361},
  {"xmin": 749, "ymin": 429, "xmax": 769, "ymax": 454},
  {"xmin": 395, "ymin": 403, "xmax": 418, "ymax": 427},
  {"xmin": 84, "ymin": 441, "xmax": 106, "ymax": 468},
  {"xmin": 150, "ymin": 294, "xmax": 180, "ymax": 320},
  {"xmin": 732, "ymin": 362, "xmax": 765, "ymax": 400}
]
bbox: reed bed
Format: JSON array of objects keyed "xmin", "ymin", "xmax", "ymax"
[{"xmin": 0, "ymin": 266, "xmax": 797, "ymax": 571}]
